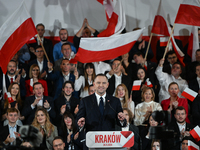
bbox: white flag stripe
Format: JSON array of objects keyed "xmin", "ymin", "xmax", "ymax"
[
  {"xmin": 188, "ymin": 140, "xmax": 199, "ymax": 149},
  {"xmin": 0, "ymin": 2, "xmax": 30, "ymax": 49},
  {"xmin": 185, "ymin": 87, "xmax": 198, "ymax": 97},
  {"xmin": 194, "ymin": 126, "xmax": 200, "ymax": 135},
  {"xmin": 182, "ymin": 0, "xmax": 200, "ymax": 7},
  {"xmin": 133, "ymin": 80, "xmax": 142, "ymax": 86},
  {"xmin": 160, "ymin": 37, "xmax": 169, "ymax": 42},
  {"xmin": 80, "ymin": 28, "xmax": 144, "ymax": 51},
  {"xmin": 7, "ymin": 92, "xmax": 11, "ymax": 98}
]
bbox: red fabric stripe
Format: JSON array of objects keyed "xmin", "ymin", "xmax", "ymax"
[
  {"xmin": 0, "ymin": 18, "xmax": 37, "ymax": 74},
  {"xmin": 97, "ymin": 0, "xmax": 104, "ymax": 5},
  {"xmin": 98, "ymin": 12, "xmax": 118, "ymax": 37},
  {"xmin": 181, "ymin": 91, "xmax": 195, "ymax": 102},
  {"xmin": 190, "ymin": 128, "xmax": 200, "ymax": 142},
  {"xmin": 160, "ymin": 41, "xmax": 168, "ymax": 47},
  {"xmin": 187, "ymin": 33, "xmax": 194, "ymax": 57},
  {"xmin": 123, "ymin": 136, "xmax": 134, "ymax": 147},
  {"xmin": 151, "ymin": 15, "xmax": 170, "ymax": 36},
  {"xmin": 70, "ymin": 41, "xmax": 136, "ymax": 63},
  {"xmin": 132, "ymin": 85, "xmax": 141, "ymax": 91},
  {"xmin": 188, "ymin": 146, "xmax": 198, "ymax": 150},
  {"xmin": 175, "ymin": 4, "xmax": 200, "ymax": 26}
]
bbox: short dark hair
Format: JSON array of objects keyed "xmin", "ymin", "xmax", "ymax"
[
  {"xmin": 181, "ymin": 136, "xmax": 195, "ymax": 143},
  {"xmin": 33, "ymin": 82, "xmax": 43, "ymax": 90},
  {"xmin": 7, "ymin": 107, "xmax": 19, "ymax": 114},
  {"xmin": 94, "ymin": 73, "xmax": 108, "ymax": 82},
  {"xmin": 61, "ymin": 42, "xmax": 71, "ymax": 49},
  {"xmin": 172, "ymin": 62, "xmax": 182, "ymax": 71},
  {"xmin": 196, "ymin": 49, "xmax": 200, "ymax": 55},
  {"xmin": 167, "ymin": 50, "xmax": 176, "ymax": 57},
  {"xmin": 112, "ymin": 58, "xmax": 122, "ymax": 64},
  {"xmin": 61, "ymin": 58, "xmax": 69, "ymax": 64},
  {"xmin": 168, "ymin": 82, "xmax": 179, "ymax": 89},
  {"xmin": 175, "ymin": 106, "xmax": 186, "ymax": 114},
  {"xmin": 35, "ymin": 45, "xmax": 42, "ymax": 50},
  {"xmin": 53, "ymin": 136, "xmax": 64, "ymax": 143},
  {"xmin": 196, "ymin": 63, "xmax": 200, "ymax": 69},
  {"xmin": 62, "ymin": 81, "xmax": 74, "ymax": 90},
  {"xmin": 36, "ymin": 23, "xmax": 45, "ymax": 29},
  {"xmin": 59, "ymin": 28, "xmax": 68, "ymax": 35},
  {"xmin": 9, "ymin": 60, "xmax": 17, "ymax": 66},
  {"xmin": 133, "ymin": 51, "xmax": 144, "ymax": 58}
]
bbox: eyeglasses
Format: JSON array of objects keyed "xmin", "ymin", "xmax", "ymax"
[
  {"xmin": 32, "ymin": 69, "xmax": 39, "ymax": 72},
  {"xmin": 53, "ymin": 143, "xmax": 63, "ymax": 147},
  {"xmin": 168, "ymin": 56, "xmax": 176, "ymax": 59},
  {"xmin": 36, "ymin": 50, "xmax": 43, "ymax": 53}
]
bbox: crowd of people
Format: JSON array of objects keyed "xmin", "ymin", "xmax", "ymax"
[{"xmin": 0, "ymin": 19, "xmax": 200, "ymax": 150}]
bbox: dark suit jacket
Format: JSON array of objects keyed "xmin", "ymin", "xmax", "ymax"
[
  {"xmin": 192, "ymin": 96, "xmax": 200, "ymax": 126},
  {"xmin": 29, "ymin": 38, "xmax": 53, "ymax": 62},
  {"xmin": 107, "ymin": 74, "xmax": 132, "ymax": 96},
  {"xmin": 21, "ymin": 95, "xmax": 56, "ymax": 124},
  {"xmin": 47, "ymin": 71, "xmax": 77, "ymax": 100},
  {"xmin": 186, "ymin": 61, "xmax": 199, "ymax": 81},
  {"xmin": 156, "ymin": 38, "xmax": 183, "ymax": 63},
  {"xmin": 77, "ymin": 93, "xmax": 126, "ymax": 132},
  {"xmin": 0, "ymin": 73, "xmax": 26, "ymax": 100},
  {"xmin": 189, "ymin": 78, "xmax": 199, "ymax": 93},
  {"xmin": 168, "ymin": 121, "xmax": 194, "ymax": 150},
  {"xmin": 28, "ymin": 58, "xmax": 49, "ymax": 74},
  {"xmin": 0, "ymin": 125, "xmax": 21, "ymax": 146},
  {"xmin": 115, "ymin": 124, "xmax": 139, "ymax": 150},
  {"xmin": 54, "ymin": 95, "xmax": 80, "ymax": 126}
]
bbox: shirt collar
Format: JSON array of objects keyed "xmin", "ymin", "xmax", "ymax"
[
  {"xmin": 95, "ymin": 92, "xmax": 106, "ymax": 101},
  {"xmin": 8, "ymin": 124, "xmax": 17, "ymax": 129},
  {"xmin": 197, "ymin": 77, "xmax": 200, "ymax": 81},
  {"xmin": 62, "ymin": 72, "xmax": 70, "ymax": 78},
  {"xmin": 114, "ymin": 73, "xmax": 122, "ymax": 78},
  {"xmin": 35, "ymin": 96, "xmax": 43, "ymax": 100},
  {"xmin": 177, "ymin": 122, "xmax": 186, "ymax": 127}
]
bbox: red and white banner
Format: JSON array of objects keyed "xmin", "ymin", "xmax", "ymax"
[
  {"xmin": 188, "ymin": 140, "xmax": 199, "ymax": 150},
  {"xmin": 0, "ymin": 2, "xmax": 37, "ymax": 74},
  {"xmin": 181, "ymin": 87, "xmax": 198, "ymax": 102},
  {"xmin": 190, "ymin": 126, "xmax": 200, "ymax": 142},
  {"xmin": 175, "ymin": 0, "xmax": 200, "ymax": 26},
  {"xmin": 97, "ymin": 0, "xmax": 126, "ymax": 37},
  {"xmin": 86, "ymin": 131, "xmax": 134, "ymax": 148},
  {"xmin": 132, "ymin": 80, "xmax": 142, "ymax": 91},
  {"xmin": 145, "ymin": 78, "xmax": 153, "ymax": 88},
  {"xmin": 70, "ymin": 28, "xmax": 143, "ymax": 63},
  {"xmin": 27, "ymin": 36, "xmax": 37, "ymax": 45},
  {"xmin": 187, "ymin": 26, "xmax": 199, "ymax": 62},
  {"xmin": 160, "ymin": 37, "xmax": 169, "ymax": 47}
]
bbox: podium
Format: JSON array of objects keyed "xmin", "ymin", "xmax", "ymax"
[{"xmin": 86, "ymin": 131, "xmax": 134, "ymax": 150}]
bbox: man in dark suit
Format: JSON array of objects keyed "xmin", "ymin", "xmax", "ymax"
[
  {"xmin": 29, "ymin": 23, "xmax": 53, "ymax": 62},
  {"xmin": 0, "ymin": 60, "xmax": 26, "ymax": 101},
  {"xmin": 21, "ymin": 82, "xmax": 55, "ymax": 124},
  {"xmin": 0, "ymin": 108, "xmax": 22, "ymax": 146},
  {"xmin": 106, "ymin": 58, "xmax": 132, "ymax": 96},
  {"xmin": 54, "ymin": 81, "xmax": 79, "ymax": 126},
  {"xmin": 47, "ymin": 59, "xmax": 77, "ymax": 100},
  {"xmin": 168, "ymin": 106, "xmax": 194, "ymax": 150},
  {"xmin": 77, "ymin": 74, "xmax": 126, "ymax": 132}
]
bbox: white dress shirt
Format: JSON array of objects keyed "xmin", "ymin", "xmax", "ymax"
[
  {"xmin": 37, "ymin": 59, "xmax": 44, "ymax": 72},
  {"xmin": 155, "ymin": 66, "xmax": 188, "ymax": 103},
  {"xmin": 95, "ymin": 92, "xmax": 106, "ymax": 106},
  {"xmin": 62, "ymin": 73, "xmax": 70, "ymax": 82},
  {"xmin": 93, "ymin": 61, "xmax": 111, "ymax": 75}
]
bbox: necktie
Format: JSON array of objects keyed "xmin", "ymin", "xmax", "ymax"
[
  {"xmin": 10, "ymin": 78, "xmax": 13, "ymax": 84},
  {"xmin": 99, "ymin": 97, "xmax": 104, "ymax": 116}
]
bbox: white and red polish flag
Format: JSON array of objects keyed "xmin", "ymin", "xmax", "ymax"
[
  {"xmin": 190, "ymin": 126, "xmax": 200, "ymax": 142},
  {"xmin": 70, "ymin": 28, "xmax": 144, "ymax": 64},
  {"xmin": 97, "ymin": 0, "xmax": 126, "ymax": 37},
  {"xmin": 181, "ymin": 87, "xmax": 198, "ymax": 102},
  {"xmin": 188, "ymin": 140, "xmax": 199, "ymax": 150},
  {"xmin": 174, "ymin": 0, "xmax": 200, "ymax": 26},
  {"xmin": 132, "ymin": 80, "xmax": 142, "ymax": 91},
  {"xmin": 187, "ymin": 26, "xmax": 199, "ymax": 62},
  {"xmin": 27, "ymin": 36, "xmax": 37, "ymax": 45},
  {"xmin": 145, "ymin": 78, "xmax": 153, "ymax": 88},
  {"xmin": 0, "ymin": 2, "xmax": 37, "ymax": 74},
  {"xmin": 151, "ymin": 0, "xmax": 185, "ymax": 67}
]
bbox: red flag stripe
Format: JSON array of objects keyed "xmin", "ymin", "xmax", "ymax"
[
  {"xmin": 190, "ymin": 128, "xmax": 200, "ymax": 142},
  {"xmin": 188, "ymin": 146, "xmax": 198, "ymax": 150},
  {"xmin": 181, "ymin": 91, "xmax": 195, "ymax": 102},
  {"xmin": 175, "ymin": 4, "xmax": 200, "ymax": 26},
  {"xmin": 70, "ymin": 40, "xmax": 136, "ymax": 63},
  {"xmin": 123, "ymin": 136, "xmax": 134, "ymax": 148},
  {"xmin": 0, "ymin": 18, "xmax": 37, "ymax": 74},
  {"xmin": 132, "ymin": 85, "xmax": 141, "ymax": 91}
]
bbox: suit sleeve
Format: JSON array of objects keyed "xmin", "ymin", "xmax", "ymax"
[
  {"xmin": 21, "ymin": 97, "xmax": 34, "ymax": 117},
  {"xmin": 47, "ymin": 97, "xmax": 56, "ymax": 119},
  {"xmin": 76, "ymin": 99, "xmax": 86, "ymax": 122}
]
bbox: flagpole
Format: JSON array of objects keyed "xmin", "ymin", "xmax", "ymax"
[
  {"xmin": 37, "ymin": 34, "xmax": 50, "ymax": 62},
  {"xmin": 163, "ymin": 23, "xmax": 176, "ymax": 59},
  {"xmin": 144, "ymin": 32, "xmax": 153, "ymax": 60}
]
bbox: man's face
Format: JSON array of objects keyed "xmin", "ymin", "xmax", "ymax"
[
  {"xmin": 171, "ymin": 64, "xmax": 182, "ymax": 77},
  {"xmin": 7, "ymin": 62, "xmax": 16, "ymax": 75},
  {"xmin": 7, "ymin": 112, "xmax": 18, "ymax": 124},
  {"xmin": 196, "ymin": 51, "xmax": 200, "ymax": 62},
  {"xmin": 167, "ymin": 53, "xmax": 177, "ymax": 65},
  {"xmin": 93, "ymin": 76, "xmax": 109, "ymax": 96},
  {"xmin": 88, "ymin": 85, "xmax": 96, "ymax": 95},
  {"xmin": 181, "ymin": 140, "xmax": 188, "ymax": 150},
  {"xmin": 60, "ymin": 60, "xmax": 71, "ymax": 73},
  {"xmin": 36, "ymin": 25, "xmax": 45, "ymax": 38},
  {"xmin": 35, "ymin": 48, "xmax": 44, "ymax": 59},
  {"xmin": 82, "ymin": 28, "xmax": 91, "ymax": 37},
  {"xmin": 133, "ymin": 54, "xmax": 143, "ymax": 64},
  {"xmin": 62, "ymin": 45, "xmax": 72, "ymax": 59},
  {"xmin": 112, "ymin": 60, "xmax": 122, "ymax": 74},
  {"xmin": 174, "ymin": 109, "xmax": 186, "ymax": 124},
  {"xmin": 196, "ymin": 65, "xmax": 200, "ymax": 77},
  {"xmin": 62, "ymin": 83, "xmax": 74, "ymax": 96},
  {"xmin": 59, "ymin": 30, "xmax": 68, "ymax": 42},
  {"xmin": 53, "ymin": 139, "xmax": 65, "ymax": 150},
  {"xmin": 33, "ymin": 84, "xmax": 44, "ymax": 98}
]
